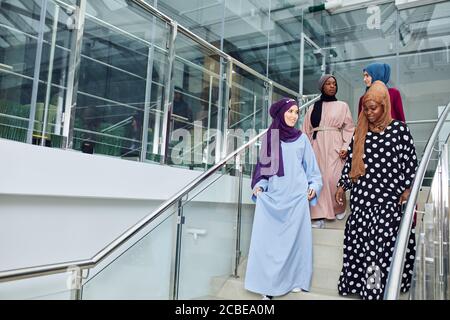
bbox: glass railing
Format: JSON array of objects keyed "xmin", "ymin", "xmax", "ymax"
[
  {"xmin": 385, "ymin": 101, "xmax": 450, "ymax": 300},
  {"xmin": 406, "ymin": 120, "xmax": 442, "ymax": 187},
  {"xmin": 81, "ymin": 156, "xmax": 244, "ymax": 299},
  {"xmin": 409, "ymin": 132, "xmax": 450, "ymax": 300},
  {"xmin": 82, "ymin": 211, "xmax": 177, "ymax": 299}
]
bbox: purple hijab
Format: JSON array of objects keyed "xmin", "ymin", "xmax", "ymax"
[{"xmin": 251, "ymin": 98, "xmax": 302, "ymax": 189}]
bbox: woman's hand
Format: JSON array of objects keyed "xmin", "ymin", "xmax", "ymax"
[
  {"xmin": 338, "ymin": 150, "xmax": 348, "ymax": 159},
  {"xmin": 253, "ymin": 187, "xmax": 262, "ymax": 197},
  {"xmin": 335, "ymin": 186, "xmax": 345, "ymax": 206},
  {"xmin": 399, "ymin": 188, "xmax": 411, "ymax": 205},
  {"xmin": 307, "ymin": 188, "xmax": 316, "ymax": 200}
]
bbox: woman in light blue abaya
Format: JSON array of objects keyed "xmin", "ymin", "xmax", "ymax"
[{"xmin": 244, "ymin": 98, "xmax": 323, "ymax": 300}]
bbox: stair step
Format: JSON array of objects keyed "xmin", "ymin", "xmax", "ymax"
[
  {"xmin": 323, "ymin": 215, "xmax": 348, "ymax": 230},
  {"xmin": 213, "ymin": 276, "xmax": 353, "ymax": 300},
  {"xmin": 237, "ymin": 229, "xmax": 344, "ymax": 278},
  {"xmin": 237, "ymin": 263, "xmax": 341, "ymax": 292},
  {"xmin": 312, "ymin": 228, "xmax": 344, "ymax": 247},
  {"xmin": 311, "ymin": 267, "xmax": 342, "ymax": 291},
  {"xmin": 238, "ymin": 249, "xmax": 343, "ymax": 279},
  {"xmin": 313, "ymin": 244, "xmax": 343, "ymax": 270}
]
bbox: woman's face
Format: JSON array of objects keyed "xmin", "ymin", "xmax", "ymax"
[
  {"xmin": 323, "ymin": 77, "xmax": 337, "ymax": 96},
  {"xmin": 284, "ymin": 105, "xmax": 299, "ymax": 127},
  {"xmin": 363, "ymin": 100, "xmax": 383, "ymax": 124},
  {"xmin": 363, "ymin": 71, "xmax": 372, "ymax": 87}
]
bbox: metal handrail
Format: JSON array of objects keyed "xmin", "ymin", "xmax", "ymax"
[
  {"xmin": 384, "ymin": 101, "xmax": 450, "ymax": 299},
  {"xmin": 0, "ymin": 97, "xmax": 319, "ymax": 283}
]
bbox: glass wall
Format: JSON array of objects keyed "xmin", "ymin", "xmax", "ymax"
[
  {"xmin": 318, "ymin": 1, "xmax": 450, "ymax": 154},
  {"xmin": 3, "ymin": 0, "xmax": 449, "ymax": 165},
  {"xmin": 156, "ymin": 0, "xmax": 450, "ymax": 154},
  {"xmin": 169, "ymin": 32, "xmax": 226, "ymax": 169},
  {"xmin": 157, "ymin": 0, "xmax": 304, "ymax": 94},
  {"xmin": 71, "ymin": 1, "xmax": 170, "ymax": 160},
  {"xmin": 0, "ymin": 0, "xmax": 75, "ymax": 146},
  {"xmin": 2, "ymin": 0, "xmax": 301, "ymax": 169}
]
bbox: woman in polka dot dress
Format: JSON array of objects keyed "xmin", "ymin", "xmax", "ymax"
[{"xmin": 335, "ymin": 81, "xmax": 418, "ymax": 300}]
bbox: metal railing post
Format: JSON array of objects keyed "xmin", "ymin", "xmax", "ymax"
[
  {"xmin": 267, "ymin": 81, "xmax": 273, "ymax": 128},
  {"xmin": 68, "ymin": 266, "xmax": 82, "ymax": 300},
  {"xmin": 220, "ymin": 57, "xmax": 233, "ymax": 161},
  {"xmin": 27, "ymin": 0, "xmax": 49, "ymax": 144},
  {"xmin": 443, "ymin": 144, "xmax": 450, "ymax": 300},
  {"xmin": 438, "ymin": 143, "xmax": 448, "ymax": 298},
  {"xmin": 62, "ymin": 0, "xmax": 87, "ymax": 149},
  {"xmin": 205, "ymin": 76, "xmax": 213, "ymax": 169},
  {"xmin": 140, "ymin": 17, "xmax": 157, "ymax": 162},
  {"xmin": 170, "ymin": 199, "xmax": 184, "ymax": 300},
  {"xmin": 233, "ymin": 153, "xmax": 244, "ymax": 278},
  {"xmin": 160, "ymin": 21, "xmax": 177, "ymax": 164},
  {"xmin": 41, "ymin": 3, "xmax": 59, "ymax": 146}
]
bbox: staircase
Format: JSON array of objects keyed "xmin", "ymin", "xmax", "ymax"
[
  {"xmin": 212, "ymin": 216, "xmax": 352, "ymax": 300},
  {"xmin": 209, "ymin": 187, "xmax": 428, "ymax": 300}
]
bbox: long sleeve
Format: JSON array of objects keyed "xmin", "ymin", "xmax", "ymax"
[
  {"xmin": 301, "ymin": 106, "xmax": 313, "ymax": 141},
  {"xmin": 389, "ymin": 88, "xmax": 406, "ymax": 122},
  {"xmin": 302, "ymin": 137, "xmax": 323, "ymax": 206},
  {"xmin": 254, "ymin": 179, "xmax": 268, "ymax": 192},
  {"xmin": 399, "ymin": 124, "xmax": 418, "ymax": 189},
  {"xmin": 251, "ymin": 179, "xmax": 269, "ymax": 202},
  {"xmin": 337, "ymin": 138, "xmax": 354, "ymax": 191},
  {"xmin": 340, "ymin": 103, "xmax": 355, "ymax": 151}
]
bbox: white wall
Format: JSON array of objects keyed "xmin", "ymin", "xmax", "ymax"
[{"xmin": 0, "ymin": 138, "xmax": 203, "ymax": 200}]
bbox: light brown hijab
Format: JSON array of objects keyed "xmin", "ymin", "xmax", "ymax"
[{"xmin": 350, "ymin": 80, "xmax": 393, "ymax": 182}]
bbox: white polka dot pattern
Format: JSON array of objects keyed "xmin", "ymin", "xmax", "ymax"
[{"xmin": 336, "ymin": 121, "xmax": 418, "ymax": 300}]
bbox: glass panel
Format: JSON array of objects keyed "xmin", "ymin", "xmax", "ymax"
[
  {"xmin": 0, "ymin": 73, "xmax": 32, "ymax": 142},
  {"xmin": 301, "ymin": 36, "xmax": 323, "ymax": 95},
  {"xmin": 82, "ymin": 212, "xmax": 176, "ymax": 299},
  {"xmin": 0, "ymin": 273, "xmax": 71, "ymax": 300},
  {"xmin": 168, "ymin": 33, "xmax": 224, "ymax": 170},
  {"xmin": 177, "ymin": 159, "xmax": 247, "ymax": 299},
  {"xmin": 268, "ymin": 2, "xmax": 301, "ymax": 92},
  {"xmin": 71, "ymin": 2, "xmax": 169, "ymax": 159},
  {"xmin": 229, "ymin": 66, "xmax": 266, "ymax": 133},
  {"xmin": 80, "ymin": 152, "xmax": 255, "ymax": 300},
  {"xmin": 227, "ymin": 67, "xmax": 267, "ymax": 177},
  {"xmin": 397, "ymin": 2, "xmax": 450, "ymax": 164},
  {"xmin": 398, "ymin": 1, "xmax": 450, "ymax": 124},
  {"xmin": 0, "ymin": 0, "xmax": 42, "ymax": 142},
  {"xmin": 271, "ymin": 85, "xmax": 297, "ymax": 103},
  {"xmin": 404, "ymin": 122, "xmax": 436, "ymax": 165},
  {"xmin": 156, "ymin": 0, "xmax": 223, "ymax": 44},
  {"xmin": 410, "ymin": 137, "xmax": 444, "ymax": 299},
  {"xmin": 30, "ymin": 290, "xmax": 72, "ymax": 300},
  {"xmin": 32, "ymin": 0, "xmax": 74, "ymax": 148},
  {"xmin": 222, "ymin": 0, "xmax": 270, "ymax": 76},
  {"xmin": 398, "ymin": 1, "xmax": 450, "ymax": 54},
  {"xmin": 143, "ymin": 47, "xmax": 166, "ymax": 162}
]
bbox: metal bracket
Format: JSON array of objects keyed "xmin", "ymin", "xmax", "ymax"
[{"xmin": 177, "ymin": 216, "xmax": 185, "ymax": 225}]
